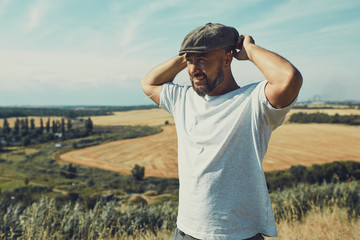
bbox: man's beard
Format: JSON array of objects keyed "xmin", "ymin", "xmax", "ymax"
[{"xmin": 190, "ymin": 68, "xmax": 224, "ymax": 97}]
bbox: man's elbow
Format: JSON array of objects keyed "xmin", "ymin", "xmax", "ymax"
[
  {"xmin": 141, "ymin": 75, "xmax": 153, "ymax": 96},
  {"xmin": 291, "ymin": 68, "xmax": 303, "ymax": 92},
  {"xmin": 285, "ymin": 67, "xmax": 303, "ymax": 93}
]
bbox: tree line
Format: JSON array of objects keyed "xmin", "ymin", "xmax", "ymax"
[
  {"xmin": 0, "ymin": 105, "xmax": 157, "ymax": 119},
  {"xmin": 0, "ymin": 117, "xmax": 93, "ymax": 147},
  {"xmin": 265, "ymin": 160, "xmax": 360, "ymax": 191},
  {"xmin": 289, "ymin": 112, "xmax": 360, "ymax": 125}
]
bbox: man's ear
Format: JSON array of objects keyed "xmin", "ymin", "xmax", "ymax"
[{"xmin": 224, "ymin": 51, "xmax": 233, "ymax": 68}]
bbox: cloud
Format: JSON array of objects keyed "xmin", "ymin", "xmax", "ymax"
[
  {"xmin": 0, "ymin": 0, "xmax": 11, "ymax": 15},
  {"xmin": 0, "ymin": 49, "xmax": 154, "ymax": 92},
  {"xmin": 239, "ymin": 0, "xmax": 359, "ymax": 33},
  {"xmin": 1, "ymin": 0, "xmax": 359, "ymax": 105},
  {"xmin": 118, "ymin": 18, "xmax": 142, "ymax": 47},
  {"xmin": 27, "ymin": 0, "xmax": 49, "ymax": 31}
]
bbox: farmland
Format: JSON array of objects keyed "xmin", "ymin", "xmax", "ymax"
[
  {"xmin": 60, "ymin": 108, "xmax": 360, "ymax": 178},
  {"xmin": 1, "ymin": 106, "xmax": 360, "ymax": 239}
]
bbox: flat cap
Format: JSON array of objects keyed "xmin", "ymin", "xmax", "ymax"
[{"xmin": 179, "ymin": 23, "xmax": 239, "ymax": 55}]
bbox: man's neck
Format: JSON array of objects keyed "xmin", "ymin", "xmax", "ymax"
[{"xmin": 208, "ymin": 72, "xmax": 239, "ymax": 96}]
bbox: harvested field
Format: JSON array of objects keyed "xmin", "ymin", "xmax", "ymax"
[
  {"xmin": 80, "ymin": 109, "xmax": 174, "ymax": 126},
  {"xmin": 60, "ymin": 125, "xmax": 178, "ymax": 178},
  {"xmin": 60, "ymin": 108, "xmax": 360, "ymax": 178},
  {"xmin": 263, "ymin": 123, "xmax": 360, "ymax": 171}
]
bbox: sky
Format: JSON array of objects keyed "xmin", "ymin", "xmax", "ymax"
[{"xmin": 0, "ymin": 0, "xmax": 359, "ymax": 106}]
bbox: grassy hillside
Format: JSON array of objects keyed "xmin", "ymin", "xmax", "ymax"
[
  {"xmin": 1, "ymin": 180, "xmax": 359, "ymax": 239},
  {"xmin": 1, "ymin": 106, "xmax": 359, "ymax": 239},
  {"xmin": 1, "ymin": 137, "xmax": 359, "ymax": 240}
]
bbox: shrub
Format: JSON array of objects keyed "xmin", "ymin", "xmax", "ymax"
[
  {"xmin": 60, "ymin": 163, "xmax": 77, "ymax": 179},
  {"xmin": 131, "ymin": 164, "xmax": 145, "ymax": 181}
]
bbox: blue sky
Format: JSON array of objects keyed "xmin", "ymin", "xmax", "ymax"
[{"xmin": 0, "ymin": 0, "xmax": 359, "ymax": 106}]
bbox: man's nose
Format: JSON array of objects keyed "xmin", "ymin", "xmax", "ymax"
[{"xmin": 188, "ymin": 63, "xmax": 199, "ymax": 75}]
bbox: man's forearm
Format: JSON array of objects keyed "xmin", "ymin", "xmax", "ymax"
[
  {"xmin": 142, "ymin": 55, "xmax": 187, "ymax": 87},
  {"xmin": 245, "ymin": 43, "xmax": 302, "ymax": 108},
  {"xmin": 141, "ymin": 55, "xmax": 187, "ymax": 105},
  {"xmin": 246, "ymin": 44, "xmax": 300, "ymax": 87}
]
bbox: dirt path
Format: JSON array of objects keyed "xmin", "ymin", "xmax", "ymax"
[{"xmin": 60, "ymin": 123, "xmax": 360, "ymax": 178}]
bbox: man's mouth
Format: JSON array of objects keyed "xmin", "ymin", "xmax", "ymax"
[{"xmin": 193, "ymin": 74, "xmax": 207, "ymax": 83}]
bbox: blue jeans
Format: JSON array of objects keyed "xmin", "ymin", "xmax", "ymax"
[{"xmin": 172, "ymin": 228, "xmax": 264, "ymax": 240}]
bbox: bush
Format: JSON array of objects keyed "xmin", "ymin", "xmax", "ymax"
[
  {"xmin": 60, "ymin": 163, "xmax": 77, "ymax": 179},
  {"xmin": 131, "ymin": 164, "xmax": 145, "ymax": 181}
]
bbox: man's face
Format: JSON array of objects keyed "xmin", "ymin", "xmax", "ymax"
[{"xmin": 185, "ymin": 50, "xmax": 226, "ymax": 97}]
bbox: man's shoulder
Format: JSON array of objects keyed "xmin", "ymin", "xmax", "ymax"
[
  {"xmin": 239, "ymin": 81, "xmax": 264, "ymax": 92},
  {"xmin": 161, "ymin": 82, "xmax": 193, "ymax": 99},
  {"xmin": 160, "ymin": 83, "xmax": 192, "ymax": 113},
  {"xmin": 163, "ymin": 82, "xmax": 191, "ymax": 91},
  {"xmin": 228, "ymin": 81, "xmax": 264, "ymax": 98}
]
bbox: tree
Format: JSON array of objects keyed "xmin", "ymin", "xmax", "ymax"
[
  {"xmin": 30, "ymin": 118, "xmax": 35, "ymax": 130},
  {"xmin": 25, "ymin": 118, "xmax": 29, "ymax": 131},
  {"xmin": 46, "ymin": 118, "xmax": 50, "ymax": 133},
  {"xmin": 2, "ymin": 118, "xmax": 11, "ymax": 135},
  {"xmin": 67, "ymin": 118, "xmax": 72, "ymax": 131},
  {"xmin": 61, "ymin": 118, "xmax": 66, "ymax": 135},
  {"xmin": 13, "ymin": 118, "xmax": 20, "ymax": 135},
  {"xmin": 39, "ymin": 118, "xmax": 44, "ymax": 134},
  {"xmin": 52, "ymin": 120, "xmax": 58, "ymax": 133},
  {"xmin": 85, "ymin": 117, "xmax": 93, "ymax": 133},
  {"xmin": 131, "ymin": 164, "xmax": 145, "ymax": 180},
  {"xmin": 20, "ymin": 118, "xmax": 29, "ymax": 136}
]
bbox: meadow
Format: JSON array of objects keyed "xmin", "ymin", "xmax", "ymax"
[{"xmin": 1, "ymin": 105, "xmax": 360, "ymax": 239}]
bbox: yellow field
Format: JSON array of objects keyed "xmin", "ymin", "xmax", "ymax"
[
  {"xmin": 60, "ymin": 108, "xmax": 360, "ymax": 178},
  {"xmin": 2, "ymin": 107, "xmax": 359, "ymax": 128},
  {"xmin": 290, "ymin": 108, "xmax": 360, "ymax": 115},
  {"xmin": 60, "ymin": 125, "xmax": 178, "ymax": 178},
  {"xmin": 80, "ymin": 108, "xmax": 174, "ymax": 126},
  {"xmin": 263, "ymin": 123, "xmax": 360, "ymax": 171}
]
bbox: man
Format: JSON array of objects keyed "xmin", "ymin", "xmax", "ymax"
[{"xmin": 141, "ymin": 23, "xmax": 302, "ymax": 240}]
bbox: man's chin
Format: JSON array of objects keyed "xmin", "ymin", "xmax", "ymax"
[{"xmin": 194, "ymin": 87, "xmax": 209, "ymax": 97}]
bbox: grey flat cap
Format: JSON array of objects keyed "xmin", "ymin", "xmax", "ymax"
[{"xmin": 179, "ymin": 23, "xmax": 239, "ymax": 55}]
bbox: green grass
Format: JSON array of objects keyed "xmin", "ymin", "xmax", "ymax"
[
  {"xmin": 0, "ymin": 125, "xmax": 173, "ymax": 199},
  {"xmin": 1, "ymin": 181, "xmax": 358, "ymax": 240}
]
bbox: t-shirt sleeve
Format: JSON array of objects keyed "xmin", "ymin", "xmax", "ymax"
[
  {"xmin": 257, "ymin": 80, "xmax": 297, "ymax": 130},
  {"xmin": 159, "ymin": 82, "xmax": 186, "ymax": 115}
]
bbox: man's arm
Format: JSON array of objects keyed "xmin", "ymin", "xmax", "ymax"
[
  {"xmin": 233, "ymin": 35, "xmax": 303, "ymax": 109},
  {"xmin": 141, "ymin": 55, "xmax": 187, "ymax": 105}
]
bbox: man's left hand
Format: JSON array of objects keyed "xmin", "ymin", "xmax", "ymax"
[{"xmin": 232, "ymin": 35, "xmax": 255, "ymax": 61}]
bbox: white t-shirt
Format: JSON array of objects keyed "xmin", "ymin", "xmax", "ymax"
[{"xmin": 160, "ymin": 80, "xmax": 295, "ymax": 240}]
